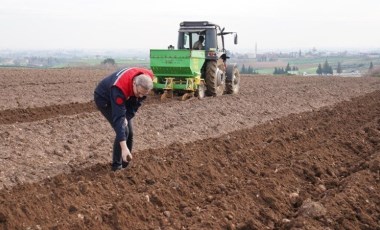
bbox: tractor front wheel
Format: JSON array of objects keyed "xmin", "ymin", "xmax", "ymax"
[{"xmin": 205, "ymin": 61, "xmax": 225, "ymax": 96}]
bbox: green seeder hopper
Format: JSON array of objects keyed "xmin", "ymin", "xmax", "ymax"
[{"xmin": 150, "ymin": 49, "xmax": 206, "ymax": 100}]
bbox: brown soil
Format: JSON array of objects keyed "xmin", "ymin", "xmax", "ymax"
[{"xmin": 0, "ymin": 68, "xmax": 380, "ymax": 229}]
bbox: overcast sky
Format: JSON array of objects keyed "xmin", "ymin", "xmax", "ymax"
[{"xmin": 1, "ymin": 0, "xmax": 379, "ymax": 52}]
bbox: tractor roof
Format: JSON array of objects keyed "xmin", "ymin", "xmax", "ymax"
[
  {"xmin": 179, "ymin": 21, "xmax": 220, "ymax": 33},
  {"xmin": 180, "ymin": 21, "xmax": 220, "ymax": 28}
]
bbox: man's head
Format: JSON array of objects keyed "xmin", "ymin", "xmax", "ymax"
[
  {"xmin": 133, "ymin": 74, "xmax": 153, "ymax": 98},
  {"xmin": 199, "ymin": 36, "xmax": 204, "ymax": 42}
]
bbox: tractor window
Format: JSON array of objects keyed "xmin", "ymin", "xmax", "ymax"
[
  {"xmin": 183, "ymin": 33, "xmax": 190, "ymax": 49},
  {"xmin": 179, "ymin": 32, "xmax": 206, "ymax": 49},
  {"xmin": 192, "ymin": 34, "xmax": 204, "ymax": 50},
  {"xmin": 217, "ymin": 35, "xmax": 223, "ymax": 51}
]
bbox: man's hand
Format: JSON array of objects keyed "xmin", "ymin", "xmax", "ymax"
[
  {"xmin": 121, "ymin": 150, "xmax": 132, "ymax": 162},
  {"xmin": 120, "ymin": 141, "xmax": 133, "ymax": 162},
  {"xmin": 124, "ymin": 151, "xmax": 133, "ymax": 162}
]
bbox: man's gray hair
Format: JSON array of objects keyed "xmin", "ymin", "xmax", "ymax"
[{"xmin": 135, "ymin": 74, "xmax": 153, "ymax": 90}]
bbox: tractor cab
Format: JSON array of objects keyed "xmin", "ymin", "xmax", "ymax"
[{"xmin": 177, "ymin": 21, "xmax": 237, "ymax": 53}]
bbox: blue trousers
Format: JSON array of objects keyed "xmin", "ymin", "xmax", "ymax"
[{"xmin": 94, "ymin": 94, "xmax": 133, "ymax": 170}]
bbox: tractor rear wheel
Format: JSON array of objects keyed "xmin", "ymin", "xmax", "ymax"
[
  {"xmin": 225, "ymin": 67, "xmax": 240, "ymax": 94},
  {"xmin": 205, "ymin": 61, "xmax": 225, "ymax": 96}
]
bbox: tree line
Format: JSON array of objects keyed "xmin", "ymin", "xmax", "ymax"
[
  {"xmin": 316, "ymin": 60, "xmax": 374, "ymax": 75},
  {"xmin": 273, "ymin": 63, "xmax": 299, "ymax": 75},
  {"xmin": 316, "ymin": 60, "xmax": 334, "ymax": 75},
  {"xmin": 240, "ymin": 64, "xmax": 258, "ymax": 74}
]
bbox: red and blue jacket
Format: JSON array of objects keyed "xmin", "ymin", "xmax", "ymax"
[{"xmin": 94, "ymin": 67, "xmax": 154, "ymax": 142}]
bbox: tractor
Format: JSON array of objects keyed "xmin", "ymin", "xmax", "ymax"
[{"xmin": 150, "ymin": 21, "xmax": 240, "ymax": 100}]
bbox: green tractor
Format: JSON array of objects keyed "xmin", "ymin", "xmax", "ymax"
[{"xmin": 150, "ymin": 21, "xmax": 240, "ymax": 100}]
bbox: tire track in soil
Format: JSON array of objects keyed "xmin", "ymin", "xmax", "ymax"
[
  {"xmin": 0, "ymin": 91, "xmax": 379, "ymax": 229},
  {"xmin": 0, "ymin": 96, "xmax": 163, "ymax": 125},
  {"xmin": 0, "ymin": 102, "xmax": 97, "ymax": 125}
]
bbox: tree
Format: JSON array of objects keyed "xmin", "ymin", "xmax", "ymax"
[
  {"xmin": 102, "ymin": 58, "xmax": 115, "ymax": 65},
  {"xmin": 337, "ymin": 62, "xmax": 342, "ymax": 74},
  {"xmin": 316, "ymin": 64, "xmax": 322, "ymax": 75},
  {"xmin": 285, "ymin": 63, "xmax": 291, "ymax": 73},
  {"xmin": 328, "ymin": 66, "xmax": 333, "ymax": 75},
  {"xmin": 369, "ymin": 62, "xmax": 374, "ymax": 70},
  {"xmin": 247, "ymin": 65, "xmax": 253, "ymax": 74},
  {"xmin": 322, "ymin": 60, "xmax": 330, "ymax": 75},
  {"xmin": 241, "ymin": 64, "xmax": 246, "ymax": 74}
]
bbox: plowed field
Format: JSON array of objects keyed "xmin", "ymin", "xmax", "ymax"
[{"xmin": 0, "ymin": 68, "xmax": 379, "ymax": 229}]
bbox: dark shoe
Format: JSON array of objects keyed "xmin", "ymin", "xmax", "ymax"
[
  {"xmin": 111, "ymin": 164, "xmax": 122, "ymax": 171},
  {"xmin": 111, "ymin": 161, "xmax": 130, "ymax": 171},
  {"xmin": 122, "ymin": 161, "xmax": 130, "ymax": 168}
]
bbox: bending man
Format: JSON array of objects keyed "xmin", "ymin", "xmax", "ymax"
[{"xmin": 94, "ymin": 67, "xmax": 154, "ymax": 171}]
